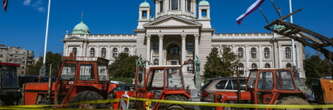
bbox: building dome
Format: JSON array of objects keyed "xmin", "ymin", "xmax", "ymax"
[
  {"xmin": 199, "ymin": 0, "xmax": 210, "ymax": 6},
  {"xmin": 139, "ymin": 1, "xmax": 150, "ymax": 8},
  {"xmin": 72, "ymin": 21, "xmax": 90, "ymax": 35}
]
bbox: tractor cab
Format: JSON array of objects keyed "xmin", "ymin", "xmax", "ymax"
[
  {"xmin": 55, "ymin": 56, "xmax": 110, "ymax": 104},
  {"xmin": 23, "ymin": 56, "xmax": 118, "ymax": 106},
  {"xmin": 247, "ymin": 68, "xmax": 303, "ymax": 104},
  {"xmin": 133, "ymin": 65, "xmax": 191, "ymax": 110}
]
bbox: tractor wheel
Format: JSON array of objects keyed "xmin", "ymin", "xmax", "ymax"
[
  {"xmin": 160, "ymin": 95, "xmax": 187, "ymax": 110},
  {"xmin": 275, "ymin": 97, "xmax": 312, "ymax": 110},
  {"xmin": 69, "ymin": 91, "xmax": 104, "ymax": 109}
]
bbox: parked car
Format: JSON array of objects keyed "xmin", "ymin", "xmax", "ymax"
[{"xmin": 201, "ymin": 77, "xmax": 246, "ymax": 102}]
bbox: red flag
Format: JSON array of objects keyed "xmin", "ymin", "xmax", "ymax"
[{"xmin": 2, "ymin": 0, "xmax": 8, "ymax": 11}]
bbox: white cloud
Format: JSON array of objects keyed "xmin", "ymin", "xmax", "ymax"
[
  {"xmin": 23, "ymin": 0, "xmax": 32, "ymax": 6},
  {"xmin": 23, "ymin": 0, "xmax": 45, "ymax": 13}
]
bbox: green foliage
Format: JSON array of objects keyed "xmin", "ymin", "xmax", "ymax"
[
  {"xmin": 204, "ymin": 48, "xmax": 238, "ymax": 79},
  {"xmin": 109, "ymin": 53, "xmax": 138, "ymax": 82},
  {"xmin": 26, "ymin": 52, "xmax": 62, "ymax": 75},
  {"xmin": 304, "ymin": 55, "xmax": 333, "ymax": 85}
]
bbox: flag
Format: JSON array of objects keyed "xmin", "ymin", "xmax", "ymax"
[
  {"xmin": 2, "ymin": 0, "xmax": 8, "ymax": 11},
  {"xmin": 236, "ymin": 0, "xmax": 265, "ymax": 24}
]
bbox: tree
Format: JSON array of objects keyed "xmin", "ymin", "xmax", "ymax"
[
  {"xmin": 204, "ymin": 48, "xmax": 238, "ymax": 79},
  {"xmin": 26, "ymin": 52, "xmax": 62, "ymax": 75},
  {"xmin": 304, "ymin": 55, "xmax": 333, "ymax": 85},
  {"xmin": 109, "ymin": 53, "xmax": 138, "ymax": 83}
]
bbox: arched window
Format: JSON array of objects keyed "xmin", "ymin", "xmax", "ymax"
[
  {"xmin": 286, "ymin": 63, "xmax": 292, "ymax": 68},
  {"xmin": 251, "ymin": 63, "xmax": 258, "ymax": 69},
  {"xmin": 238, "ymin": 63, "xmax": 244, "ymax": 75},
  {"xmin": 265, "ymin": 63, "xmax": 271, "ymax": 68},
  {"xmin": 124, "ymin": 48, "xmax": 130, "ymax": 53},
  {"xmin": 72, "ymin": 47, "xmax": 77, "ymax": 56},
  {"xmin": 153, "ymin": 59, "xmax": 159, "ymax": 65},
  {"xmin": 251, "ymin": 47, "xmax": 257, "ymax": 59},
  {"xmin": 90, "ymin": 48, "xmax": 95, "ymax": 57},
  {"xmin": 264, "ymin": 47, "xmax": 270, "ymax": 59},
  {"xmin": 285, "ymin": 47, "xmax": 291, "ymax": 59},
  {"xmin": 238, "ymin": 47, "xmax": 244, "ymax": 58},
  {"xmin": 101, "ymin": 48, "xmax": 106, "ymax": 58},
  {"xmin": 202, "ymin": 9, "xmax": 207, "ymax": 17},
  {"xmin": 171, "ymin": 0, "xmax": 179, "ymax": 10},
  {"xmin": 142, "ymin": 10, "xmax": 147, "ymax": 19},
  {"xmin": 113, "ymin": 48, "xmax": 118, "ymax": 57}
]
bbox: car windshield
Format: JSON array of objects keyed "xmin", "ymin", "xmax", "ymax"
[{"xmin": 61, "ymin": 64, "xmax": 75, "ymax": 80}]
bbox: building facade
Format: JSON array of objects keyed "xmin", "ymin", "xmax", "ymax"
[
  {"xmin": 0, "ymin": 44, "xmax": 34, "ymax": 74},
  {"xmin": 63, "ymin": 0, "xmax": 304, "ymax": 88}
]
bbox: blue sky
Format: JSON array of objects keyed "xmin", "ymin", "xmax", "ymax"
[{"xmin": 0, "ymin": 0, "xmax": 332, "ymax": 57}]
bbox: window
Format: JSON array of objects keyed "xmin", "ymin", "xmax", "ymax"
[
  {"xmin": 186, "ymin": 42, "xmax": 193, "ymax": 52},
  {"xmin": 101, "ymin": 48, "xmax": 106, "ymax": 58},
  {"xmin": 285, "ymin": 47, "xmax": 291, "ymax": 59},
  {"xmin": 225, "ymin": 80, "xmax": 233, "ymax": 89},
  {"xmin": 238, "ymin": 63, "xmax": 244, "ymax": 75},
  {"xmin": 238, "ymin": 48, "xmax": 244, "ymax": 58},
  {"xmin": 251, "ymin": 47, "xmax": 257, "ymax": 59},
  {"xmin": 171, "ymin": 0, "xmax": 179, "ymax": 10},
  {"xmin": 154, "ymin": 59, "xmax": 159, "ymax": 65},
  {"xmin": 142, "ymin": 10, "xmax": 147, "ymax": 19},
  {"xmin": 202, "ymin": 9, "xmax": 207, "ymax": 17},
  {"xmin": 80, "ymin": 64, "xmax": 94, "ymax": 80},
  {"xmin": 216, "ymin": 80, "xmax": 227, "ymax": 89},
  {"xmin": 251, "ymin": 63, "xmax": 258, "ymax": 69},
  {"xmin": 167, "ymin": 68, "xmax": 183, "ymax": 89},
  {"xmin": 113, "ymin": 48, "xmax": 118, "ymax": 57},
  {"xmin": 187, "ymin": 0, "xmax": 191, "ymax": 12},
  {"xmin": 61, "ymin": 64, "xmax": 75, "ymax": 80},
  {"xmin": 124, "ymin": 48, "xmax": 130, "ymax": 53},
  {"xmin": 276, "ymin": 71, "xmax": 295, "ymax": 90},
  {"xmin": 265, "ymin": 63, "xmax": 271, "ymax": 68},
  {"xmin": 90, "ymin": 48, "xmax": 95, "ymax": 57},
  {"xmin": 264, "ymin": 47, "xmax": 270, "ymax": 59},
  {"xmin": 258, "ymin": 72, "xmax": 273, "ymax": 90},
  {"xmin": 98, "ymin": 66, "xmax": 108, "ymax": 81},
  {"xmin": 160, "ymin": 1, "xmax": 164, "ymax": 12},
  {"xmin": 286, "ymin": 63, "xmax": 292, "ymax": 68},
  {"xmin": 72, "ymin": 47, "xmax": 77, "ymax": 56}
]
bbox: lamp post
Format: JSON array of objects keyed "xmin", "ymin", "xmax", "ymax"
[{"xmin": 40, "ymin": 0, "xmax": 52, "ymax": 77}]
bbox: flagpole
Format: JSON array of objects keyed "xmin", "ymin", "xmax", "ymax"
[
  {"xmin": 41, "ymin": 0, "xmax": 52, "ymax": 77},
  {"xmin": 289, "ymin": 0, "xmax": 297, "ymax": 71}
]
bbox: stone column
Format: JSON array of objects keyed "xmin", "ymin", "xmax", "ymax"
[
  {"xmin": 146, "ymin": 35, "xmax": 151, "ymax": 65},
  {"xmin": 181, "ymin": 34, "xmax": 187, "ymax": 64},
  {"xmin": 194, "ymin": 34, "xmax": 199, "ymax": 57},
  {"xmin": 159, "ymin": 34, "xmax": 164, "ymax": 65}
]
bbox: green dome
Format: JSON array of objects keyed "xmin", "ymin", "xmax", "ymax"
[
  {"xmin": 139, "ymin": 1, "xmax": 150, "ymax": 7},
  {"xmin": 199, "ymin": 0, "xmax": 210, "ymax": 6},
  {"xmin": 72, "ymin": 21, "xmax": 90, "ymax": 35}
]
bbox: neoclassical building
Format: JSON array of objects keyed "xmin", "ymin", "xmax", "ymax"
[{"xmin": 63, "ymin": 0, "xmax": 304, "ymax": 88}]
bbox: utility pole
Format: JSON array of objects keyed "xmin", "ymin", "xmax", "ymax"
[
  {"xmin": 40, "ymin": 0, "xmax": 52, "ymax": 77},
  {"xmin": 289, "ymin": 0, "xmax": 298, "ymax": 73}
]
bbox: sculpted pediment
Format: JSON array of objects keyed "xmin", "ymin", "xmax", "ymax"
[{"xmin": 144, "ymin": 16, "xmax": 202, "ymax": 28}]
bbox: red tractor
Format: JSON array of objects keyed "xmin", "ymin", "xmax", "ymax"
[
  {"xmin": 113, "ymin": 65, "xmax": 192, "ymax": 110},
  {"xmin": 213, "ymin": 68, "xmax": 311, "ymax": 110},
  {"xmin": 23, "ymin": 56, "xmax": 118, "ymax": 108}
]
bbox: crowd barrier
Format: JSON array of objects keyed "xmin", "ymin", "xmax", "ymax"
[{"xmin": 1, "ymin": 97, "xmax": 333, "ymax": 110}]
